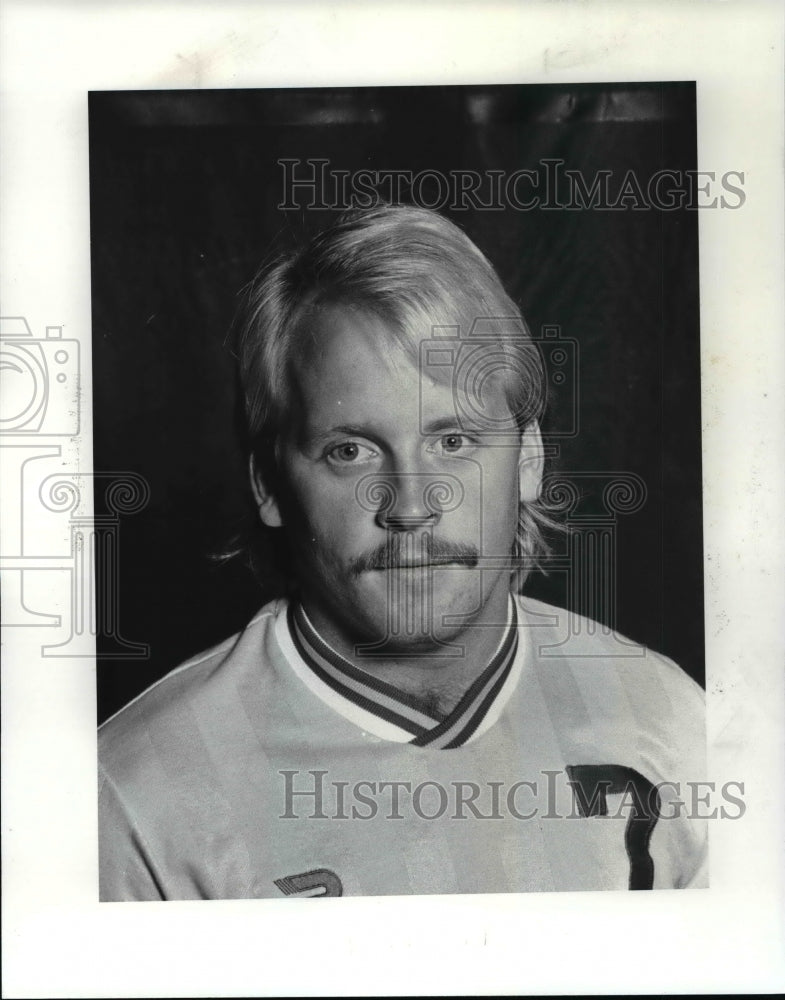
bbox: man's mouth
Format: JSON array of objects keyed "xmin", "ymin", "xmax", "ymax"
[
  {"xmin": 377, "ymin": 557, "xmax": 477, "ymax": 569},
  {"xmin": 351, "ymin": 542, "xmax": 479, "ymax": 574}
]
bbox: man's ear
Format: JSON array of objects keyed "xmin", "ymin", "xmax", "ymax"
[
  {"xmin": 249, "ymin": 453, "xmax": 284, "ymax": 528},
  {"xmin": 518, "ymin": 421, "xmax": 544, "ymax": 503}
]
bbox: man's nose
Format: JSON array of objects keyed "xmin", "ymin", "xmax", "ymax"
[
  {"xmin": 355, "ymin": 472, "xmax": 464, "ymax": 531},
  {"xmin": 376, "ymin": 473, "xmax": 440, "ymax": 531}
]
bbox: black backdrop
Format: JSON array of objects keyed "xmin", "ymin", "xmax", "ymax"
[{"xmin": 90, "ymin": 83, "xmax": 704, "ymax": 723}]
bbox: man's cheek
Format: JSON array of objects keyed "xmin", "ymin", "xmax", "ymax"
[
  {"xmin": 309, "ymin": 519, "xmax": 367, "ymax": 574},
  {"xmin": 480, "ymin": 477, "xmax": 519, "ymax": 547}
]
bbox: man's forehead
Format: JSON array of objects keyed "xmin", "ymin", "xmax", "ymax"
[
  {"xmin": 292, "ymin": 302, "xmax": 511, "ymax": 386},
  {"xmin": 291, "ymin": 303, "xmax": 419, "ymax": 391},
  {"xmin": 284, "ymin": 308, "xmax": 514, "ymax": 439}
]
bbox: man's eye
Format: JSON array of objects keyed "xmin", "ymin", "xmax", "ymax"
[
  {"xmin": 326, "ymin": 442, "xmax": 377, "ymax": 465},
  {"xmin": 440, "ymin": 433, "xmax": 469, "ymax": 453}
]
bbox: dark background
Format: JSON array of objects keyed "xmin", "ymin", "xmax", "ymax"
[{"xmin": 90, "ymin": 83, "xmax": 704, "ymax": 723}]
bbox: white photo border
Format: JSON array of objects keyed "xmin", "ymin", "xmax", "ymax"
[{"xmin": 2, "ymin": 1, "xmax": 784, "ymax": 996}]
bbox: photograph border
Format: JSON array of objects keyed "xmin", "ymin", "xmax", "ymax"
[{"xmin": 2, "ymin": 2, "xmax": 784, "ymax": 996}]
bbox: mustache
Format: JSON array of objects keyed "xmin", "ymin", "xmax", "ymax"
[{"xmin": 350, "ymin": 536, "xmax": 479, "ymax": 575}]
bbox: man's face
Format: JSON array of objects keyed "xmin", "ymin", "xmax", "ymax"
[{"xmin": 263, "ymin": 304, "xmax": 524, "ymax": 654}]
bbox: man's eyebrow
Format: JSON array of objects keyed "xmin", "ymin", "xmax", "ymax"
[
  {"xmin": 421, "ymin": 416, "xmax": 480, "ymax": 434},
  {"xmin": 306, "ymin": 417, "xmax": 488, "ymax": 442},
  {"xmin": 308, "ymin": 423, "xmax": 381, "ymax": 442}
]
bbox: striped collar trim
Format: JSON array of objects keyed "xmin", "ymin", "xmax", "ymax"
[{"xmin": 284, "ymin": 599, "xmax": 520, "ymax": 749}]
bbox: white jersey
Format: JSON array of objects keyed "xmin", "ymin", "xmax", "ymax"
[{"xmin": 98, "ymin": 595, "xmax": 708, "ymax": 900}]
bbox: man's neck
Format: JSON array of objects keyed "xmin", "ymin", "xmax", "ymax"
[{"xmin": 297, "ymin": 589, "xmax": 514, "ymax": 717}]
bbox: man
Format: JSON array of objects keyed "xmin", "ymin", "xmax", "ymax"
[{"xmin": 99, "ymin": 205, "xmax": 707, "ymax": 899}]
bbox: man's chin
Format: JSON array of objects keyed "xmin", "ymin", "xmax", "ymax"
[{"xmin": 344, "ymin": 567, "xmax": 486, "ymax": 650}]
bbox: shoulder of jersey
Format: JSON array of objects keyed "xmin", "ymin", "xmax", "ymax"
[
  {"xmin": 98, "ymin": 599, "xmax": 282, "ymax": 751},
  {"xmin": 514, "ymin": 593, "xmax": 705, "ymax": 705}
]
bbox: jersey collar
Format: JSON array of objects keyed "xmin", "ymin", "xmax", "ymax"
[{"xmin": 278, "ymin": 597, "xmax": 521, "ymax": 749}]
